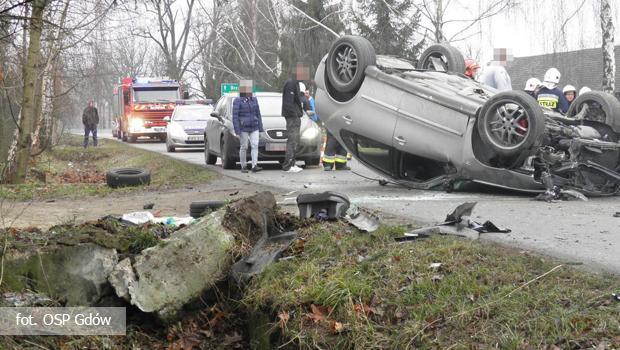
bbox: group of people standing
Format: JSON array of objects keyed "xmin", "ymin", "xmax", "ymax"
[
  {"xmin": 522, "ymin": 68, "xmax": 590, "ymax": 114},
  {"xmin": 464, "ymin": 58, "xmax": 590, "ymax": 115},
  {"xmin": 232, "ymin": 62, "xmax": 349, "ymax": 174}
]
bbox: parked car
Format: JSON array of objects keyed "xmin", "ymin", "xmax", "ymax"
[
  {"xmin": 165, "ymin": 102, "xmax": 214, "ymax": 152},
  {"xmin": 315, "ymin": 36, "xmax": 620, "ymax": 197},
  {"xmin": 204, "ymin": 92, "xmax": 322, "ymax": 169}
]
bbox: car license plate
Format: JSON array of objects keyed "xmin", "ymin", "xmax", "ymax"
[
  {"xmin": 154, "ymin": 127, "xmax": 165, "ymax": 132},
  {"xmin": 188, "ymin": 136, "xmax": 203, "ymax": 141},
  {"xmin": 266, "ymin": 143, "xmax": 286, "ymax": 151}
]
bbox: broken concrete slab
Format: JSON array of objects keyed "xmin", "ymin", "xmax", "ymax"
[
  {"xmin": 108, "ymin": 210, "xmax": 235, "ymax": 320},
  {"xmin": 1, "ymin": 243, "xmax": 118, "ymax": 306}
]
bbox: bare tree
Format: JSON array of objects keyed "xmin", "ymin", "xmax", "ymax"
[
  {"xmin": 600, "ymin": 0, "xmax": 615, "ymax": 93},
  {"xmin": 413, "ymin": 0, "xmax": 517, "ymax": 43},
  {"xmin": 140, "ymin": 0, "xmax": 199, "ymax": 81},
  {"xmin": 2, "ymin": 0, "xmax": 48, "ymax": 184}
]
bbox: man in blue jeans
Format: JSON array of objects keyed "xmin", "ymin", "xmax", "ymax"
[{"xmin": 82, "ymin": 101, "xmax": 99, "ymax": 148}]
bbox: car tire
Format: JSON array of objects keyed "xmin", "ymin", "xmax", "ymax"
[
  {"xmin": 566, "ymin": 91, "xmax": 620, "ymax": 133},
  {"xmin": 189, "ymin": 200, "xmax": 226, "ymax": 218},
  {"xmin": 128, "ymin": 134, "xmax": 137, "ymax": 143},
  {"xmin": 326, "ymin": 35, "xmax": 376, "ymax": 94},
  {"xmin": 304, "ymin": 157, "xmax": 321, "ymax": 167},
  {"xmin": 106, "ymin": 167, "xmax": 151, "ymax": 188},
  {"xmin": 205, "ymin": 137, "xmax": 217, "ymax": 165},
  {"xmin": 477, "ymin": 90, "xmax": 545, "ymax": 157},
  {"xmin": 221, "ymin": 134, "xmax": 236, "ymax": 169},
  {"xmin": 166, "ymin": 142, "xmax": 175, "ymax": 152},
  {"xmin": 417, "ymin": 43, "xmax": 466, "ymax": 74},
  {"xmin": 121, "ymin": 129, "xmax": 127, "ymax": 142}
]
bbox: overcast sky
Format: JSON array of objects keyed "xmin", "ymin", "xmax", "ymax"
[{"xmin": 440, "ymin": 0, "xmax": 620, "ymax": 63}]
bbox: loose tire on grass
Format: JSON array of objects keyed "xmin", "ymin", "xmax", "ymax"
[
  {"xmin": 106, "ymin": 167, "xmax": 151, "ymax": 188},
  {"xmin": 189, "ymin": 200, "xmax": 226, "ymax": 218},
  {"xmin": 417, "ymin": 43, "xmax": 466, "ymax": 74}
]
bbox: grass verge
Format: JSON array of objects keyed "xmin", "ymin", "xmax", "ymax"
[
  {"xmin": 0, "ymin": 135, "xmax": 217, "ymax": 201},
  {"xmin": 243, "ymin": 222, "xmax": 620, "ymax": 349}
]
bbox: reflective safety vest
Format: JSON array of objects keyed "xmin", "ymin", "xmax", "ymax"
[{"xmin": 536, "ymin": 87, "xmax": 569, "ymax": 113}]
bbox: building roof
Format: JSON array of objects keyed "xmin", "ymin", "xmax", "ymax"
[{"xmin": 505, "ymin": 46, "xmax": 620, "ymax": 93}]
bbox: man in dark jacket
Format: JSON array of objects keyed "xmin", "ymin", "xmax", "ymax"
[
  {"xmin": 281, "ymin": 62, "xmax": 310, "ymax": 172},
  {"xmin": 82, "ymin": 101, "xmax": 99, "ymax": 148}
]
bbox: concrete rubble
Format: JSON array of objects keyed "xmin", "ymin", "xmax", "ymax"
[{"xmin": 1, "ymin": 192, "xmax": 281, "ymax": 321}]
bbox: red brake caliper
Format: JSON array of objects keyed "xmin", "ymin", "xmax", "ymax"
[{"xmin": 517, "ymin": 116, "xmax": 528, "ymax": 135}]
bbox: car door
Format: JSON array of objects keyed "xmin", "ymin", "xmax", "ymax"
[
  {"xmin": 206, "ymin": 97, "xmax": 228, "ymax": 155},
  {"xmin": 334, "ymin": 78, "xmax": 404, "ymax": 177},
  {"xmin": 328, "ymin": 76, "xmax": 403, "ymax": 149},
  {"xmin": 394, "ymin": 90, "xmax": 470, "ymax": 163}
]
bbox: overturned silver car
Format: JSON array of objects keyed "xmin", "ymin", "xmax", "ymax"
[{"xmin": 315, "ymin": 36, "xmax": 620, "ymax": 197}]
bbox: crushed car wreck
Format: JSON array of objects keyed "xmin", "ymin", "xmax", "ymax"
[{"xmin": 315, "ymin": 36, "xmax": 620, "ymax": 197}]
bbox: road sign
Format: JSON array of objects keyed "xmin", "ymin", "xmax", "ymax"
[
  {"xmin": 220, "ymin": 83, "xmax": 264, "ymax": 96},
  {"xmin": 220, "ymin": 83, "xmax": 239, "ymax": 95}
]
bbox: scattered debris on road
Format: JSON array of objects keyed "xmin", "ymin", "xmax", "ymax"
[
  {"xmin": 121, "ymin": 211, "xmax": 195, "ymax": 228},
  {"xmin": 297, "ymin": 191, "xmax": 350, "ymax": 219},
  {"xmin": 143, "ymin": 202, "xmax": 155, "ymax": 209},
  {"xmin": 345, "ymin": 206, "xmax": 380, "ymax": 232},
  {"xmin": 404, "ymin": 202, "xmax": 510, "ymax": 240}
]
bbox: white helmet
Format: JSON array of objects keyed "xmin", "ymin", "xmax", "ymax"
[
  {"xmin": 543, "ymin": 68, "xmax": 561, "ymax": 85},
  {"xmin": 299, "ymin": 82, "xmax": 306, "ymax": 92},
  {"xmin": 579, "ymin": 86, "xmax": 591, "ymax": 95},
  {"xmin": 524, "ymin": 77, "xmax": 541, "ymax": 92},
  {"xmin": 562, "ymin": 85, "xmax": 576, "ymax": 94}
]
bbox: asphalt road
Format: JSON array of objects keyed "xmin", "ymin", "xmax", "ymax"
[{"xmin": 96, "ymin": 130, "xmax": 620, "ymax": 275}]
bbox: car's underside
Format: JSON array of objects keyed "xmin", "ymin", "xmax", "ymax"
[{"xmin": 315, "ymin": 35, "xmax": 620, "ymax": 198}]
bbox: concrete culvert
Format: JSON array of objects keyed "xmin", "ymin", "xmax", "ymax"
[{"xmin": 106, "ymin": 167, "xmax": 151, "ymax": 188}]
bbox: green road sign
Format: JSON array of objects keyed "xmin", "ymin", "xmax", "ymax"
[
  {"xmin": 220, "ymin": 83, "xmax": 263, "ymax": 96},
  {"xmin": 221, "ymin": 83, "xmax": 239, "ymax": 95}
]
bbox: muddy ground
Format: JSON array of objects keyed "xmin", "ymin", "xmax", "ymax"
[{"xmin": 0, "ymin": 178, "xmax": 282, "ymax": 230}]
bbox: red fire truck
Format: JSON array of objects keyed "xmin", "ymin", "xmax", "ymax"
[{"xmin": 112, "ymin": 77, "xmax": 181, "ymax": 142}]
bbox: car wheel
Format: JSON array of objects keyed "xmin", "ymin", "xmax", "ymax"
[
  {"xmin": 417, "ymin": 43, "xmax": 466, "ymax": 74},
  {"xmin": 106, "ymin": 167, "xmax": 151, "ymax": 188},
  {"xmin": 121, "ymin": 129, "xmax": 127, "ymax": 142},
  {"xmin": 477, "ymin": 90, "xmax": 545, "ymax": 157},
  {"xmin": 220, "ymin": 134, "xmax": 236, "ymax": 169},
  {"xmin": 566, "ymin": 91, "xmax": 620, "ymax": 133},
  {"xmin": 204, "ymin": 137, "xmax": 217, "ymax": 165},
  {"xmin": 128, "ymin": 135, "xmax": 137, "ymax": 143},
  {"xmin": 166, "ymin": 141, "xmax": 175, "ymax": 152},
  {"xmin": 326, "ymin": 35, "xmax": 376, "ymax": 94}
]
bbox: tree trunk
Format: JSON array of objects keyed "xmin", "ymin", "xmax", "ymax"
[
  {"xmin": 1, "ymin": 0, "xmax": 47, "ymax": 184},
  {"xmin": 32, "ymin": 0, "xmax": 70, "ymax": 153},
  {"xmin": 601, "ymin": 0, "xmax": 615, "ymax": 93},
  {"xmin": 435, "ymin": 0, "xmax": 445, "ymax": 42}
]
